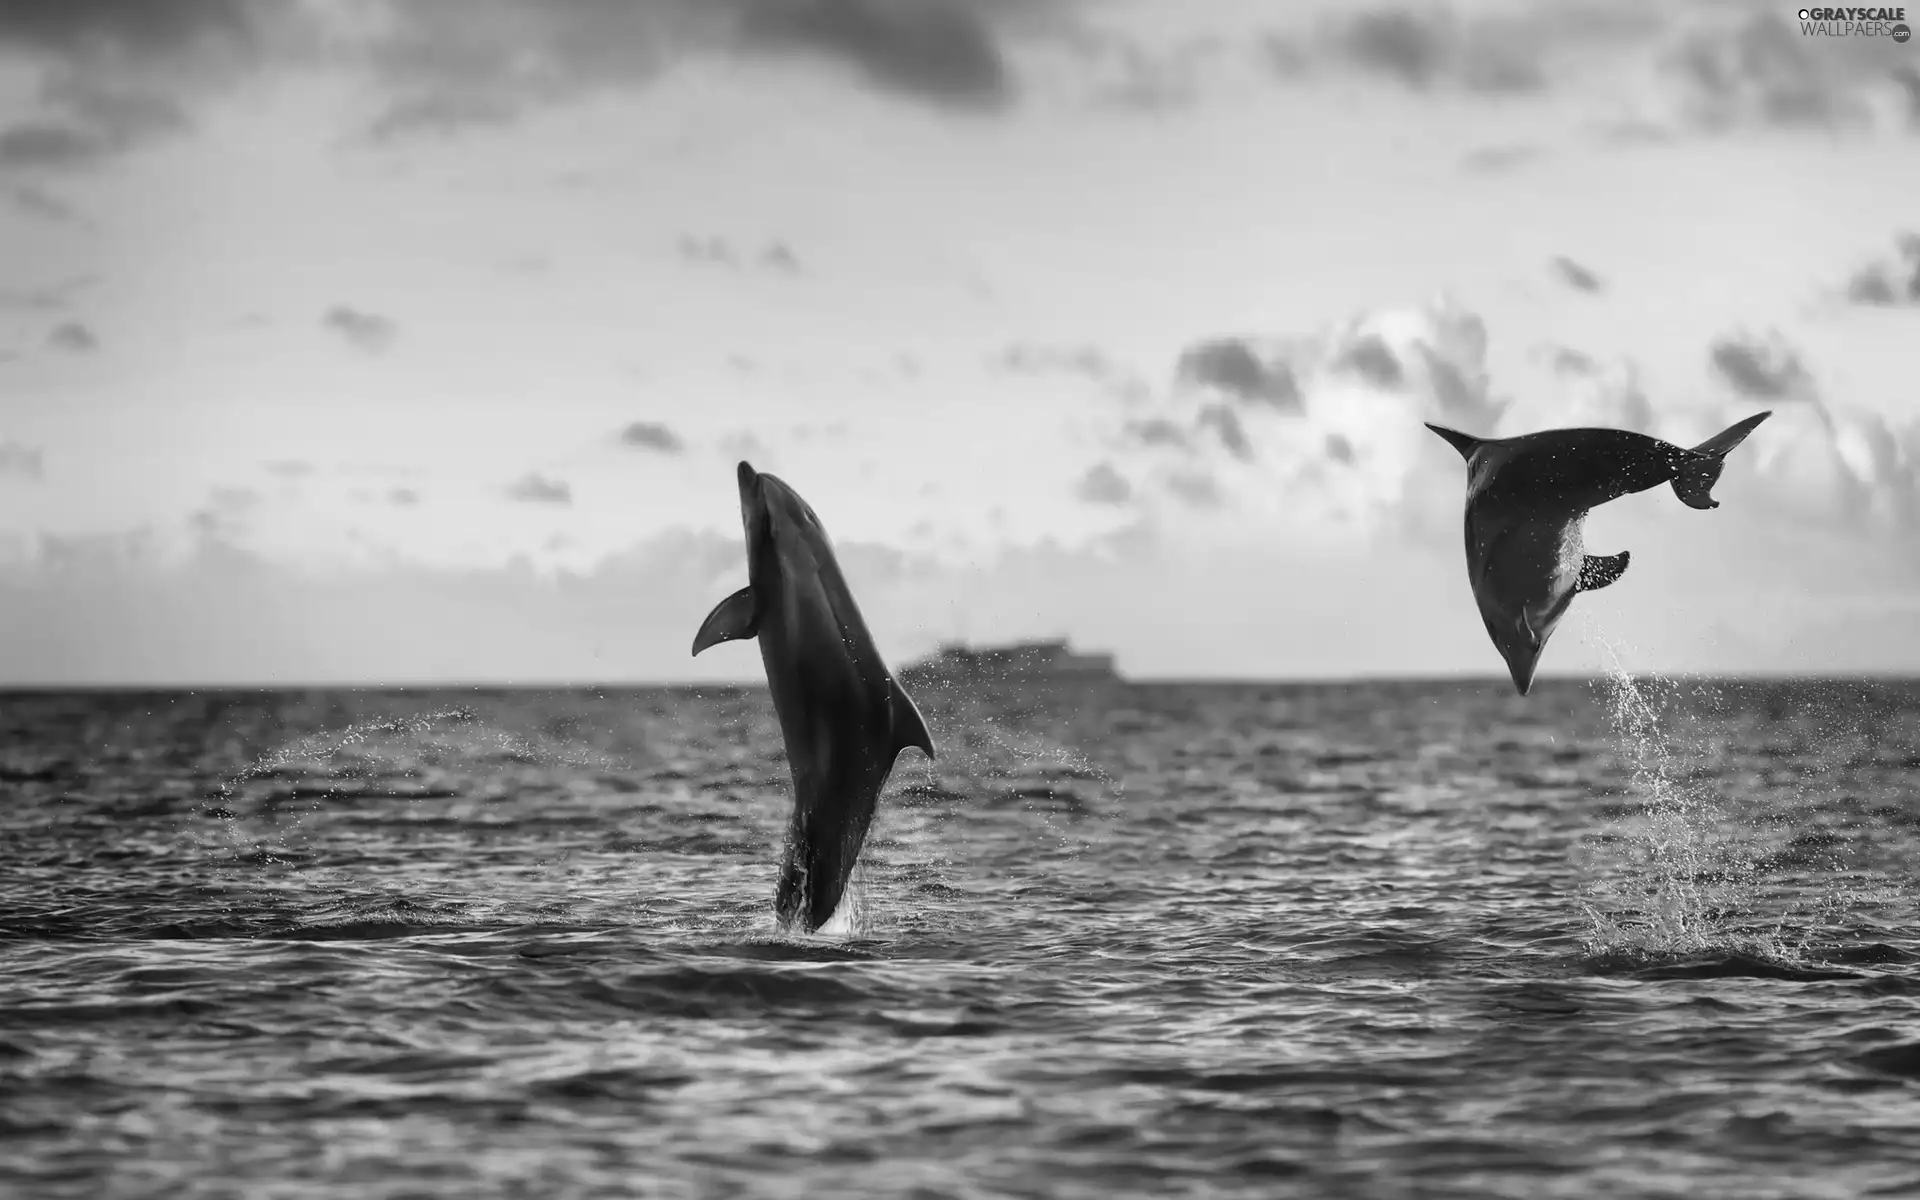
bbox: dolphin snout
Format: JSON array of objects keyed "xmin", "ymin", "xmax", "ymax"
[
  {"xmin": 736, "ymin": 461, "xmax": 763, "ymax": 508},
  {"xmin": 1506, "ymin": 638, "xmax": 1543, "ymax": 695},
  {"xmin": 1497, "ymin": 615, "xmax": 1544, "ymax": 696},
  {"xmin": 1505, "ymin": 648, "xmax": 1541, "ymax": 696},
  {"xmin": 736, "ymin": 461, "xmax": 766, "ymax": 538}
]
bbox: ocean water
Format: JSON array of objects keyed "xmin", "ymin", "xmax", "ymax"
[{"xmin": 2, "ymin": 671, "xmax": 1918, "ymax": 1199}]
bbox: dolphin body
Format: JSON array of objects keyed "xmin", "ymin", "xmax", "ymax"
[
  {"xmin": 1425, "ymin": 411, "xmax": 1772, "ymax": 696},
  {"xmin": 691, "ymin": 461, "xmax": 936, "ymax": 933}
]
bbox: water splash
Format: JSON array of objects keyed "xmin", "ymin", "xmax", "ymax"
[
  {"xmin": 810, "ymin": 685, "xmax": 1125, "ymax": 941},
  {"xmin": 1573, "ymin": 627, "xmax": 1778, "ymax": 959},
  {"xmin": 816, "ymin": 861, "xmax": 870, "ymax": 938},
  {"xmin": 191, "ymin": 706, "xmax": 648, "ymax": 921},
  {"xmin": 216, "ymin": 708, "xmax": 628, "ymax": 795}
]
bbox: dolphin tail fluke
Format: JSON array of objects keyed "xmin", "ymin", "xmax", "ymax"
[
  {"xmin": 1576, "ymin": 551, "xmax": 1629, "ymax": 593},
  {"xmin": 889, "ymin": 678, "xmax": 936, "ymax": 761},
  {"xmin": 1672, "ymin": 411, "xmax": 1772, "ymax": 511},
  {"xmin": 691, "ymin": 586, "xmax": 760, "ymax": 656},
  {"xmin": 1424, "ymin": 422, "xmax": 1484, "ymax": 461}
]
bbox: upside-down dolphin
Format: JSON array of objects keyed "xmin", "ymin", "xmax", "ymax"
[
  {"xmin": 1425, "ymin": 411, "xmax": 1772, "ymax": 696},
  {"xmin": 691, "ymin": 461, "xmax": 936, "ymax": 933}
]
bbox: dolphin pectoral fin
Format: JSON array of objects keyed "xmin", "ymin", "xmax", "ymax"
[
  {"xmin": 888, "ymin": 678, "xmax": 937, "ymax": 761},
  {"xmin": 691, "ymin": 586, "xmax": 760, "ymax": 656},
  {"xmin": 1576, "ymin": 551, "xmax": 1630, "ymax": 593}
]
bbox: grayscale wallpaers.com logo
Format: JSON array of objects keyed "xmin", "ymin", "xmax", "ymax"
[{"xmin": 1798, "ymin": 6, "xmax": 1912, "ymax": 39}]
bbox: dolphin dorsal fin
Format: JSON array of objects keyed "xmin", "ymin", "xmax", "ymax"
[
  {"xmin": 1576, "ymin": 551, "xmax": 1629, "ymax": 593},
  {"xmin": 888, "ymin": 678, "xmax": 936, "ymax": 761},
  {"xmin": 1425, "ymin": 422, "xmax": 1484, "ymax": 461},
  {"xmin": 691, "ymin": 586, "xmax": 759, "ymax": 656}
]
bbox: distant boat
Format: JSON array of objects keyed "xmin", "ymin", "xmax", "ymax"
[{"xmin": 897, "ymin": 637, "xmax": 1124, "ymax": 687}]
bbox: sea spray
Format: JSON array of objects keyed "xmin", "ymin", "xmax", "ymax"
[
  {"xmin": 1573, "ymin": 627, "xmax": 1779, "ymax": 958},
  {"xmin": 208, "ymin": 707, "xmax": 627, "ymax": 829},
  {"xmin": 190, "ymin": 704, "xmax": 652, "ymax": 927},
  {"xmin": 811, "ymin": 685, "xmax": 1123, "ymax": 942}
]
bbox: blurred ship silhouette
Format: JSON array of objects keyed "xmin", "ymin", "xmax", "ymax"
[{"xmin": 898, "ymin": 637, "xmax": 1123, "ymax": 689}]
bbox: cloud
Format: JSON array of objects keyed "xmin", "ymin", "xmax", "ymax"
[
  {"xmin": 676, "ymin": 234, "xmax": 806, "ymax": 275},
  {"xmin": 1320, "ymin": 8, "xmax": 1542, "ymax": 92},
  {"xmin": 1843, "ymin": 233, "xmax": 1920, "ymax": 307},
  {"xmin": 0, "ymin": 275, "xmax": 98, "ymax": 313},
  {"xmin": 0, "ymin": 3, "xmax": 264, "ymax": 169},
  {"xmin": 993, "ymin": 341, "xmax": 1113, "ymax": 379},
  {"xmin": 1506, "ymin": 347, "xmax": 1655, "ymax": 433},
  {"xmin": 1072, "ymin": 461, "xmax": 1132, "ymax": 505},
  {"xmin": 1095, "ymin": 299, "xmax": 1509, "ymax": 535},
  {"xmin": 366, "ymin": 94, "xmax": 520, "ymax": 141},
  {"xmin": 8, "ymin": 290, "xmax": 1918, "ymax": 685},
  {"xmin": 1545, "ymin": 345, "xmax": 1597, "ymax": 376},
  {"xmin": 1704, "ymin": 344, "xmax": 1920, "ymax": 539},
  {"xmin": 618, "ymin": 421, "xmax": 686, "ymax": 454},
  {"xmin": 1896, "ymin": 64, "xmax": 1920, "ymax": 125},
  {"xmin": 1481, "ymin": 329, "xmax": 1913, "ymax": 554},
  {"xmin": 0, "ymin": 1, "xmax": 1143, "ymax": 165},
  {"xmin": 759, "ymin": 241, "xmax": 802, "ymax": 274},
  {"xmin": 718, "ymin": 430, "xmax": 772, "ymax": 465},
  {"xmin": 0, "ymin": 84, "xmax": 193, "ymax": 170},
  {"xmin": 1195, "ymin": 403, "xmax": 1253, "ymax": 461},
  {"xmin": 0, "ymin": 442, "xmax": 45, "ymax": 481},
  {"xmin": 359, "ymin": 3, "xmax": 719, "ymax": 139},
  {"xmin": 1114, "ymin": 299, "xmax": 1915, "ymax": 606},
  {"xmin": 504, "ymin": 473, "xmax": 572, "ymax": 506},
  {"xmin": 1173, "ymin": 337, "xmax": 1302, "ymax": 411},
  {"xmin": 358, "ymin": 0, "xmax": 1075, "ymax": 140},
  {"xmin": 1459, "ymin": 143, "xmax": 1544, "ymax": 174},
  {"xmin": 5, "ymin": 1, "xmax": 1068, "ymax": 161},
  {"xmin": 1327, "ymin": 303, "xmax": 1502, "ymax": 432},
  {"xmin": 1085, "ymin": 37, "xmax": 1215, "ymax": 113},
  {"xmin": 1122, "ymin": 417, "xmax": 1192, "ymax": 451},
  {"xmin": 1267, "ymin": 4, "xmax": 1647, "ymax": 96},
  {"xmin": 1263, "ymin": 5, "xmax": 1912, "ymax": 139},
  {"xmin": 5, "ymin": 377, "xmax": 1920, "ymax": 688},
  {"xmin": 0, "ymin": 1, "xmax": 255, "ymax": 58},
  {"xmin": 0, "ymin": 523, "xmax": 967, "ymax": 685},
  {"xmin": 263, "ymin": 459, "xmax": 314, "ymax": 479},
  {"xmin": 0, "ymin": 123, "xmax": 103, "ymax": 169},
  {"xmin": 1708, "ymin": 332, "xmax": 1814, "ymax": 400},
  {"xmin": 1334, "ymin": 332, "xmax": 1403, "ymax": 389},
  {"xmin": 988, "ymin": 340, "xmax": 1148, "ymax": 401},
  {"xmin": 1164, "ymin": 468, "xmax": 1224, "ymax": 509},
  {"xmin": 322, "ymin": 306, "xmax": 397, "ymax": 354},
  {"xmin": 45, "ymin": 321, "xmax": 97, "ymax": 353},
  {"xmin": 388, "ymin": 487, "xmax": 420, "ymax": 507},
  {"xmin": 5, "ymin": 184, "xmax": 80, "ymax": 223},
  {"xmin": 677, "ymin": 235, "xmax": 737, "ymax": 267},
  {"xmin": 1550, "ymin": 255, "xmax": 1603, "ymax": 293},
  {"xmin": 188, "ymin": 485, "xmax": 262, "ymax": 545},
  {"xmin": 734, "ymin": 0, "xmax": 1017, "ymax": 111},
  {"xmin": 1661, "ymin": 9, "xmax": 1918, "ymax": 134}
]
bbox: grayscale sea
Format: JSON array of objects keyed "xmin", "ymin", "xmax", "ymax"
[{"xmin": 2, "ymin": 671, "xmax": 1917, "ymax": 1199}]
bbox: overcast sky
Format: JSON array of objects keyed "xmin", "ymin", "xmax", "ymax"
[{"xmin": 1, "ymin": 0, "xmax": 1917, "ymax": 685}]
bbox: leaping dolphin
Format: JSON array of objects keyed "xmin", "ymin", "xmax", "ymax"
[
  {"xmin": 691, "ymin": 461, "xmax": 936, "ymax": 933},
  {"xmin": 1425, "ymin": 411, "xmax": 1772, "ymax": 696}
]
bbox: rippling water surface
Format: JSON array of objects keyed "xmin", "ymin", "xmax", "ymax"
[{"xmin": 3, "ymin": 672, "xmax": 1918, "ymax": 1199}]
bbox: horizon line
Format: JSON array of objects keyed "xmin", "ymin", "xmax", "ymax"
[{"xmin": 2, "ymin": 668, "xmax": 1916, "ymax": 693}]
